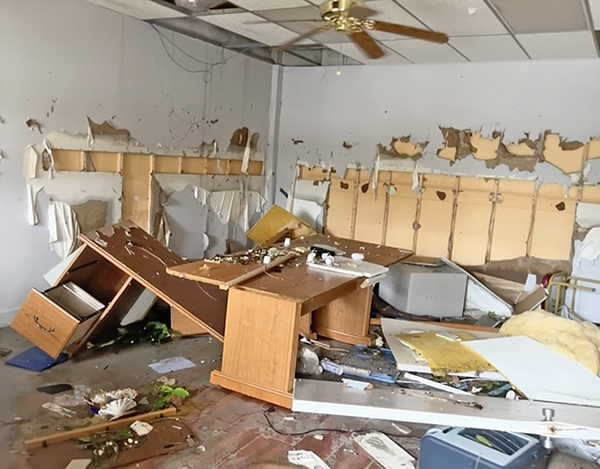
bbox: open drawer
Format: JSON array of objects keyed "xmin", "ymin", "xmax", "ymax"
[{"xmin": 11, "ymin": 282, "xmax": 104, "ymax": 359}]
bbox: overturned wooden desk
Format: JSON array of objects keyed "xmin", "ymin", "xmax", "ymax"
[
  {"xmin": 11, "ymin": 223, "xmax": 227, "ymax": 359},
  {"xmin": 168, "ymin": 235, "xmax": 411, "ymax": 408}
]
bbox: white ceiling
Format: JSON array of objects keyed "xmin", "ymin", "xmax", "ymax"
[{"xmin": 85, "ymin": 0, "xmax": 600, "ymax": 65}]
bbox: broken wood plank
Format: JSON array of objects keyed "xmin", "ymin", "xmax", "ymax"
[{"xmin": 24, "ymin": 408, "xmax": 177, "ymax": 450}]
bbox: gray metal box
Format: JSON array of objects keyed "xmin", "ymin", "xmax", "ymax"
[{"xmin": 379, "ymin": 263, "xmax": 467, "ymax": 317}]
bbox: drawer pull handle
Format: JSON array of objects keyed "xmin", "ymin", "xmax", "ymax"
[{"xmin": 33, "ymin": 315, "xmax": 55, "ymax": 333}]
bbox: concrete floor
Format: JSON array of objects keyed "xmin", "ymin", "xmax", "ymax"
[{"xmin": 0, "ymin": 327, "xmax": 596, "ymax": 469}]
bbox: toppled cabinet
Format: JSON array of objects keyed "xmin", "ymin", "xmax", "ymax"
[{"xmin": 11, "ymin": 223, "xmax": 227, "ymax": 358}]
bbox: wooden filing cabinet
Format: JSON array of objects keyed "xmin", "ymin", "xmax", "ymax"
[{"xmin": 11, "ymin": 287, "xmax": 102, "ymax": 359}]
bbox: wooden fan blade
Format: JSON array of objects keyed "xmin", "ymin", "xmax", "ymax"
[
  {"xmin": 349, "ymin": 30, "xmax": 384, "ymax": 59},
  {"xmin": 348, "ymin": 5, "xmax": 377, "ymax": 19},
  {"xmin": 372, "ymin": 21, "xmax": 448, "ymax": 43},
  {"xmin": 275, "ymin": 25, "xmax": 330, "ymax": 50}
]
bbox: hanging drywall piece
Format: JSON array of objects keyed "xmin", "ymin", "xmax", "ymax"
[
  {"xmin": 86, "ymin": 116, "xmax": 130, "ymax": 146},
  {"xmin": 192, "ymin": 187, "xmax": 265, "ymax": 231},
  {"xmin": 241, "ymin": 137, "xmax": 251, "ymax": 174},
  {"xmin": 47, "ymin": 200, "xmax": 80, "ymax": 259},
  {"xmin": 27, "ymin": 183, "xmax": 41, "ymax": 225}
]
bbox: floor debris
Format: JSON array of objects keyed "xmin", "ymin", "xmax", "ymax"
[
  {"xmin": 148, "ymin": 356, "xmax": 196, "ymax": 374},
  {"xmin": 354, "ymin": 432, "xmax": 415, "ymax": 469},
  {"xmin": 287, "ymin": 450, "xmax": 330, "ymax": 469}
]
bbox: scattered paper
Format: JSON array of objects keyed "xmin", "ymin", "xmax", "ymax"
[
  {"xmin": 288, "ymin": 450, "xmax": 330, "ymax": 469},
  {"xmin": 65, "ymin": 459, "xmax": 92, "ymax": 469},
  {"xmin": 354, "ymin": 432, "xmax": 415, "ymax": 469},
  {"xmin": 130, "ymin": 420, "xmax": 154, "ymax": 436},
  {"xmin": 149, "ymin": 356, "xmax": 196, "ymax": 374},
  {"xmin": 42, "ymin": 402, "xmax": 77, "ymax": 418}
]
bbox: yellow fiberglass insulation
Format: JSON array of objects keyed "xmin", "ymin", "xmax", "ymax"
[{"xmin": 500, "ymin": 310, "xmax": 600, "ymax": 375}]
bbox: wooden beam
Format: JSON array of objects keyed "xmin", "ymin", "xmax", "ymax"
[{"xmin": 24, "ymin": 407, "xmax": 177, "ymax": 450}]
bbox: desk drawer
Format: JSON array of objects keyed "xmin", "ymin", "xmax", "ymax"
[{"xmin": 11, "ymin": 289, "xmax": 98, "ymax": 359}]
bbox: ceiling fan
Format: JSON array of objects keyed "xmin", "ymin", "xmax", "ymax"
[{"xmin": 274, "ymin": 0, "xmax": 449, "ymax": 59}]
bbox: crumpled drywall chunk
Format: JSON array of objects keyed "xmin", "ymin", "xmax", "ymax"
[{"xmin": 48, "ymin": 201, "xmax": 80, "ymax": 259}]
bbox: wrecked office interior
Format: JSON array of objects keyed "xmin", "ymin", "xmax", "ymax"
[{"xmin": 6, "ymin": 0, "xmax": 600, "ymax": 468}]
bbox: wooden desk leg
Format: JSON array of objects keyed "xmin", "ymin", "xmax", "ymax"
[
  {"xmin": 210, "ymin": 289, "xmax": 301, "ymax": 409},
  {"xmin": 171, "ymin": 307, "xmax": 208, "ymax": 337},
  {"xmin": 312, "ymin": 285, "xmax": 373, "ymax": 346}
]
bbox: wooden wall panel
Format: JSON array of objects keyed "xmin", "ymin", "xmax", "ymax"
[
  {"xmin": 451, "ymin": 178, "xmax": 495, "ymax": 266},
  {"xmin": 530, "ymin": 184, "xmax": 577, "ymax": 260},
  {"xmin": 325, "ymin": 175, "xmax": 356, "ymax": 239},
  {"xmin": 90, "ymin": 152, "xmax": 120, "ymax": 172},
  {"xmin": 354, "ymin": 182, "xmax": 386, "ymax": 244},
  {"xmin": 417, "ymin": 175, "xmax": 455, "ymax": 258},
  {"xmin": 385, "ymin": 172, "xmax": 417, "ymax": 250},
  {"xmin": 490, "ymin": 180, "xmax": 535, "ymax": 261},
  {"xmin": 122, "ymin": 153, "xmax": 152, "ymax": 231}
]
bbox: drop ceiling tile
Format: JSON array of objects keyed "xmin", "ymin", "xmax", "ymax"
[
  {"xmin": 198, "ymin": 12, "xmax": 311, "ymax": 46},
  {"xmin": 489, "ymin": 0, "xmax": 587, "ymax": 34},
  {"xmin": 327, "ymin": 42, "xmax": 412, "ymax": 64},
  {"xmin": 384, "ymin": 38, "xmax": 468, "ymax": 62},
  {"xmin": 231, "ymin": 0, "xmax": 310, "ymax": 10},
  {"xmin": 397, "ymin": 0, "xmax": 507, "ymax": 36},
  {"xmin": 450, "ymin": 35, "xmax": 528, "ymax": 61},
  {"xmin": 257, "ymin": 6, "xmax": 353, "ymax": 43},
  {"xmin": 84, "ymin": 0, "xmax": 186, "ymax": 19},
  {"xmin": 358, "ymin": 1, "xmax": 426, "ymax": 40},
  {"xmin": 516, "ymin": 31, "xmax": 598, "ymax": 59}
]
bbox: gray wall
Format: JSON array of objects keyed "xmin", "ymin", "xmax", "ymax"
[
  {"xmin": 276, "ymin": 59, "xmax": 600, "ymax": 206},
  {"xmin": 0, "ymin": 0, "xmax": 273, "ymax": 325}
]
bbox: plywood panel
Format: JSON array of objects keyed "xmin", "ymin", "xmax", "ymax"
[
  {"xmin": 530, "ymin": 184, "xmax": 576, "ymax": 260},
  {"xmin": 452, "ymin": 177, "xmax": 494, "ymax": 265},
  {"xmin": 53, "ymin": 150, "xmax": 84, "ymax": 172},
  {"xmin": 385, "ymin": 172, "xmax": 417, "ymax": 250},
  {"xmin": 416, "ymin": 175, "xmax": 455, "ymax": 257},
  {"xmin": 90, "ymin": 152, "xmax": 120, "ymax": 172},
  {"xmin": 181, "ymin": 157, "xmax": 207, "ymax": 174},
  {"xmin": 154, "ymin": 155, "xmax": 180, "ymax": 174},
  {"xmin": 325, "ymin": 177, "xmax": 356, "ymax": 239},
  {"xmin": 490, "ymin": 179, "xmax": 535, "ymax": 261},
  {"xmin": 354, "ymin": 183, "xmax": 386, "ymax": 244},
  {"xmin": 122, "ymin": 153, "xmax": 152, "ymax": 230},
  {"xmin": 581, "ymin": 185, "xmax": 600, "ymax": 203}
]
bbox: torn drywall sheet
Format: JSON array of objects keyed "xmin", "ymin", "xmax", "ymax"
[
  {"xmin": 48, "ymin": 200, "xmax": 80, "ymax": 259},
  {"xmin": 155, "ymin": 174, "xmax": 265, "ymax": 196},
  {"xmin": 575, "ymin": 227, "xmax": 600, "ymax": 264},
  {"xmin": 86, "ymin": 117, "xmax": 130, "ymax": 146},
  {"xmin": 29, "ymin": 172, "xmax": 122, "ymax": 224},
  {"xmin": 576, "ymin": 202, "xmax": 600, "ymax": 229},
  {"xmin": 27, "ymin": 183, "xmax": 41, "ymax": 225},
  {"xmin": 380, "ymin": 318, "xmax": 504, "ymax": 380},
  {"xmin": 378, "ymin": 136, "xmax": 428, "ymax": 160},
  {"xmin": 287, "ymin": 179, "xmax": 330, "ymax": 229},
  {"xmin": 193, "ymin": 187, "xmax": 265, "ymax": 231}
]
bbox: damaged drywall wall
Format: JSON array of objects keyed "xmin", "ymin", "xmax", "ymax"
[{"xmin": 377, "ymin": 136, "xmax": 428, "ymax": 159}]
